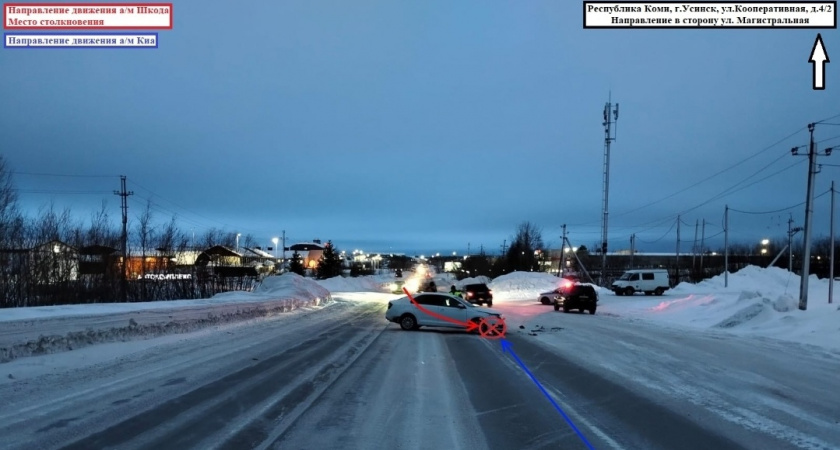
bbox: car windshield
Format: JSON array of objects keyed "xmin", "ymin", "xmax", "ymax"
[{"xmin": 619, "ymin": 273, "xmax": 633, "ymax": 280}]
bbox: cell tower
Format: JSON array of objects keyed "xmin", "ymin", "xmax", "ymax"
[{"xmin": 600, "ymin": 94, "xmax": 619, "ymax": 286}]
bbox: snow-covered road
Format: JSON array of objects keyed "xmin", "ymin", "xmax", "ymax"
[
  {"xmin": 1, "ymin": 291, "xmax": 837, "ymax": 449},
  {"xmin": 496, "ymin": 302, "xmax": 840, "ymax": 450}
]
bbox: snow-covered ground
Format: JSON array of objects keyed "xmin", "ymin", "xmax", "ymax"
[
  {"xmin": 0, "ymin": 273, "xmax": 332, "ymax": 362},
  {"xmin": 485, "ymin": 266, "xmax": 840, "ymax": 351},
  {"xmin": 2, "ymin": 265, "xmax": 837, "ymax": 364}
]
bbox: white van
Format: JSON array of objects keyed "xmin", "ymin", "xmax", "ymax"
[{"xmin": 611, "ymin": 269, "xmax": 670, "ymax": 296}]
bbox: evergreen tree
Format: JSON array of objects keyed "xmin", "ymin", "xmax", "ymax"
[
  {"xmin": 289, "ymin": 251, "xmax": 305, "ymax": 276},
  {"xmin": 317, "ymin": 241, "xmax": 343, "ymax": 279}
]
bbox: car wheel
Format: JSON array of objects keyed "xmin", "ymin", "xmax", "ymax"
[
  {"xmin": 553, "ymin": 302, "xmax": 560, "ymax": 311},
  {"xmin": 625, "ymin": 287, "xmax": 635, "ymax": 296},
  {"xmin": 540, "ymin": 296, "xmax": 550, "ymax": 305},
  {"xmin": 399, "ymin": 314, "xmax": 417, "ymax": 331},
  {"xmin": 562, "ymin": 304, "xmax": 570, "ymax": 313},
  {"xmin": 590, "ymin": 305, "xmax": 597, "ymax": 314},
  {"xmin": 654, "ymin": 287, "xmax": 664, "ymax": 296}
]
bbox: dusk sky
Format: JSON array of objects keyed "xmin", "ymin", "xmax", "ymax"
[{"xmin": 2, "ymin": 1, "xmax": 838, "ymax": 255}]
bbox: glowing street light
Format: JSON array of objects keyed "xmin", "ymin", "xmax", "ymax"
[{"xmin": 272, "ymin": 237, "xmax": 279, "ymax": 257}]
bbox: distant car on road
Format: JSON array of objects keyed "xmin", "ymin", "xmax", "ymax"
[
  {"xmin": 554, "ymin": 283, "xmax": 598, "ymax": 314},
  {"xmin": 385, "ymin": 293, "xmax": 503, "ymax": 331},
  {"xmin": 537, "ymin": 277, "xmax": 578, "ymax": 304},
  {"xmin": 418, "ymin": 279, "xmax": 437, "ymax": 292},
  {"xmin": 611, "ymin": 269, "xmax": 670, "ymax": 296},
  {"xmin": 463, "ymin": 283, "xmax": 493, "ymax": 307}
]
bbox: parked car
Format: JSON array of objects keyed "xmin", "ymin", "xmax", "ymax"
[
  {"xmin": 417, "ymin": 279, "xmax": 437, "ymax": 292},
  {"xmin": 554, "ymin": 283, "xmax": 598, "ymax": 314},
  {"xmin": 463, "ymin": 283, "xmax": 493, "ymax": 307},
  {"xmin": 611, "ymin": 269, "xmax": 670, "ymax": 296},
  {"xmin": 537, "ymin": 277, "xmax": 578, "ymax": 305},
  {"xmin": 385, "ymin": 293, "xmax": 503, "ymax": 331}
]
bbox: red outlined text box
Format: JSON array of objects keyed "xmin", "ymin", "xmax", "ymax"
[{"xmin": 4, "ymin": 3, "xmax": 173, "ymax": 30}]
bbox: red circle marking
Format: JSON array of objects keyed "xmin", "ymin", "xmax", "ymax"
[{"xmin": 478, "ymin": 316, "xmax": 507, "ymax": 339}]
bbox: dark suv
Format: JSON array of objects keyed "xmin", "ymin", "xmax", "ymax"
[
  {"xmin": 463, "ymin": 283, "xmax": 493, "ymax": 307},
  {"xmin": 554, "ymin": 283, "xmax": 598, "ymax": 314}
]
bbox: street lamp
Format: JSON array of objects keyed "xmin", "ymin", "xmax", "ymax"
[
  {"xmin": 236, "ymin": 233, "xmax": 241, "ymax": 252},
  {"xmin": 272, "ymin": 237, "xmax": 279, "ymax": 258}
]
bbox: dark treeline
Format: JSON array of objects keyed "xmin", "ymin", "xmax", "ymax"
[{"xmin": 0, "ymin": 156, "xmax": 259, "ymax": 308}]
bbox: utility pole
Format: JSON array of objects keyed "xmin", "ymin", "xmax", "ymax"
[
  {"xmin": 724, "ymin": 205, "xmax": 729, "ymax": 288},
  {"xmin": 600, "ymin": 93, "xmax": 619, "ymax": 286},
  {"xmin": 113, "ymin": 175, "xmax": 133, "ymax": 302},
  {"xmin": 281, "ymin": 230, "xmax": 286, "ymax": 269},
  {"xmin": 830, "ymin": 180, "xmax": 835, "ymax": 304},
  {"xmin": 560, "ymin": 224, "xmax": 568, "ymax": 277},
  {"xmin": 467, "ymin": 242, "xmax": 471, "ymax": 257},
  {"xmin": 501, "ymin": 240, "xmax": 507, "ymax": 256},
  {"xmin": 630, "ymin": 233, "xmax": 636, "ymax": 269},
  {"xmin": 693, "ymin": 219, "xmax": 699, "ymax": 268},
  {"xmin": 787, "ymin": 216, "xmax": 804, "ymax": 273},
  {"xmin": 699, "ymin": 220, "xmax": 706, "ymax": 273},
  {"xmin": 675, "ymin": 215, "xmax": 681, "ymax": 285},
  {"xmin": 797, "ymin": 123, "xmax": 819, "ymax": 310}
]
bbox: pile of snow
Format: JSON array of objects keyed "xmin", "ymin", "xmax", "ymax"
[
  {"xmin": 456, "ymin": 276, "xmax": 492, "ymax": 288},
  {"xmin": 489, "ymin": 272, "xmax": 565, "ymax": 303},
  {"xmin": 315, "ymin": 275, "xmax": 389, "ymax": 293},
  {"xmin": 0, "ymin": 273, "xmax": 332, "ymax": 363},
  {"xmin": 600, "ymin": 265, "xmax": 840, "ymax": 350}
]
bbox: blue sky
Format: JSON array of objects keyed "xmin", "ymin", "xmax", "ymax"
[{"xmin": 1, "ymin": 1, "xmax": 838, "ymax": 255}]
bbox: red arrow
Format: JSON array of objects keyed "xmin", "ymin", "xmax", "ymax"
[{"xmin": 403, "ymin": 287, "xmax": 478, "ymax": 332}]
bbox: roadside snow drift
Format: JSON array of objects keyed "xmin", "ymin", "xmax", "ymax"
[
  {"xmin": 0, "ymin": 273, "xmax": 332, "ymax": 363},
  {"xmin": 489, "ymin": 272, "xmax": 566, "ymax": 303},
  {"xmin": 315, "ymin": 273, "xmax": 395, "ymax": 293},
  {"xmin": 594, "ymin": 266, "xmax": 840, "ymax": 350}
]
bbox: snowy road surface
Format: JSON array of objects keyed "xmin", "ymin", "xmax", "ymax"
[{"xmin": 0, "ymin": 293, "xmax": 836, "ymax": 449}]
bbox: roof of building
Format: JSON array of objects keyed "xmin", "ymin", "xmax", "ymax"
[
  {"xmin": 242, "ymin": 247, "xmax": 275, "ymax": 258},
  {"xmin": 289, "ymin": 242, "xmax": 324, "ymax": 251}
]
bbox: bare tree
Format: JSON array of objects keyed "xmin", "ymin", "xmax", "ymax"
[
  {"xmin": 136, "ymin": 201, "xmax": 154, "ymax": 300},
  {"xmin": 506, "ymin": 221, "xmax": 544, "ymax": 272}
]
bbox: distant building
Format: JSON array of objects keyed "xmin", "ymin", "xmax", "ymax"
[
  {"xmin": 288, "ymin": 241, "xmax": 325, "ymax": 269},
  {"xmin": 30, "ymin": 240, "xmax": 79, "ymax": 283}
]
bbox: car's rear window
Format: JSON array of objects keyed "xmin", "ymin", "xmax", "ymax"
[{"xmin": 465, "ymin": 284, "xmax": 489, "ymax": 291}]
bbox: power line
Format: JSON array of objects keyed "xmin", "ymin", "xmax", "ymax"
[
  {"xmin": 10, "ymin": 171, "xmax": 117, "ymax": 179},
  {"xmin": 567, "ymin": 125, "xmax": 810, "ymax": 228},
  {"xmin": 15, "ymin": 189, "xmax": 112, "ymax": 195},
  {"xmin": 636, "ymin": 218, "xmax": 677, "ymax": 244}
]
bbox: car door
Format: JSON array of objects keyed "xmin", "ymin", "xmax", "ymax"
[
  {"xmin": 413, "ymin": 294, "xmax": 444, "ymax": 326},
  {"xmin": 440, "ymin": 295, "xmax": 468, "ymax": 326},
  {"xmin": 629, "ymin": 273, "xmax": 641, "ymax": 290}
]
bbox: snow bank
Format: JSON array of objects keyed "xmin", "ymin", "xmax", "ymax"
[
  {"xmin": 489, "ymin": 272, "xmax": 565, "ymax": 303},
  {"xmin": 315, "ymin": 275, "xmax": 389, "ymax": 293},
  {"xmin": 0, "ymin": 273, "xmax": 333, "ymax": 363},
  {"xmin": 600, "ymin": 265, "xmax": 840, "ymax": 350}
]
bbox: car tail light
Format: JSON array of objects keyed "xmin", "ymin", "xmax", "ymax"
[{"xmin": 467, "ymin": 292, "xmax": 473, "ymax": 297}]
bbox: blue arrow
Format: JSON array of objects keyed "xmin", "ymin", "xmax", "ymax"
[{"xmin": 500, "ymin": 338, "xmax": 596, "ymax": 450}]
